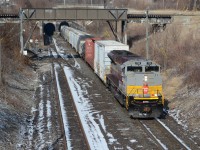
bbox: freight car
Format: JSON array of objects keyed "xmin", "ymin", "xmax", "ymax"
[
  {"xmin": 106, "ymin": 50, "xmax": 164, "ymax": 118},
  {"xmin": 60, "ymin": 25, "xmax": 93, "ymax": 57},
  {"xmin": 84, "ymin": 38, "xmax": 101, "ymax": 68},
  {"xmin": 94, "ymin": 40, "xmax": 129, "ymax": 82},
  {"xmin": 60, "ymin": 25, "xmax": 164, "ymax": 118}
]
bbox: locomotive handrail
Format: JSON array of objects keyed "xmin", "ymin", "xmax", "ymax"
[{"xmin": 128, "ymin": 87, "xmax": 163, "ymax": 98}]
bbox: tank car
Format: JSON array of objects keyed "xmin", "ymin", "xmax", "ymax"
[{"xmin": 106, "ymin": 50, "xmax": 164, "ymax": 118}]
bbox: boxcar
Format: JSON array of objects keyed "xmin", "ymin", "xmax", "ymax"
[
  {"xmin": 94, "ymin": 40, "xmax": 129, "ymax": 83},
  {"xmin": 84, "ymin": 38, "xmax": 101, "ymax": 69}
]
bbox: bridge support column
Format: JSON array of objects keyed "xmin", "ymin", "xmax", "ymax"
[{"xmin": 121, "ymin": 20, "xmax": 127, "ymax": 44}]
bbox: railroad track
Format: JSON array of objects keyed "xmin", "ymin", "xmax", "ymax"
[
  {"xmin": 52, "ymin": 55, "xmax": 90, "ymax": 149},
  {"xmin": 136, "ymin": 118, "xmax": 194, "ymax": 150}
]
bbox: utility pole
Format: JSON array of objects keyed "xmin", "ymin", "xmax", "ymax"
[
  {"xmin": 193, "ymin": 0, "xmax": 197, "ymax": 10},
  {"xmin": 145, "ymin": 9, "xmax": 149, "ymax": 60},
  {"xmin": 104, "ymin": 0, "xmax": 106, "ymax": 8},
  {"xmin": 121, "ymin": 20, "xmax": 127, "ymax": 44},
  {"xmin": 20, "ymin": 8, "xmax": 24, "ymax": 55},
  {"xmin": 163, "ymin": 0, "xmax": 165, "ymax": 9},
  {"xmin": 0, "ymin": 39, "xmax": 1, "ymax": 85}
]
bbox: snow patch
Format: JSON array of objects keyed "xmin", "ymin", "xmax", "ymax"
[
  {"xmin": 130, "ymin": 139, "xmax": 137, "ymax": 143},
  {"xmin": 54, "ymin": 64, "xmax": 72, "ymax": 149},
  {"xmin": 169, "ymin": 109, "xmax": 188, "ymax": 130},
  {"xmin": 63, "ymin": 65, "xmax": 110, "ymax": 149},
  {"xmin": 53, "ymin": 38, "xmax": 81, "ymax": 69}
]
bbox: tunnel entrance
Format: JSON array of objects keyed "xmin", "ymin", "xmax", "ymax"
[
  {"xmin": 58, "ymin": 21, "xmax": 69, "ymax": 32},
  {"xmin": 43, "ymin": 23, "xmax": 55, "ymax": 45}
]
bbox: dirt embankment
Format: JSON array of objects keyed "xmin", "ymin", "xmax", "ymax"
[{"xmin": 0, "ymin": 20, "xmax": 41, "ymax": 148}]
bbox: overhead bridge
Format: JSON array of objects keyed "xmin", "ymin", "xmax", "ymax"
[
  {"xmin": 0, "ymin": 10, "xmax": 172, "ymax": 24},
  {"xmin": 0, "ymin": 14, "xmax": 19, "ymax": 18},
  {"xmin": 21, "ymin": 8, "xmax": 127, "ymax": 20},
  {"xmin": 127, "ymin": 13, "xmax": 172, "ymax": 24},
  {"xmin": 0, "ymin": 14, "xmax": 19, "ymax": 23}
]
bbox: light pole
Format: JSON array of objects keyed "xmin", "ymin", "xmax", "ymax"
[
  {"xmin": 163, "ymin": 0, "xmax": 165, "ymax": 9},
  {"xmin": 35, "ymin": 39, "xmax": 38, "ymax": 52},
  {"xmin": 0, "ymin": 39, "xmax": 2, "ymax": 84},
  {"xmin": 145, "ymin": 9, "xmax": 149, "ymax": 60},
  {"xmin": 20, "ymin": 8, "xmax": 24, "ymax": 55}
]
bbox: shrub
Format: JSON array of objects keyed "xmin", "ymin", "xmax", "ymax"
[{"xmin": 185, "ymin": 66, "xmax": 200, "ymax": 87}]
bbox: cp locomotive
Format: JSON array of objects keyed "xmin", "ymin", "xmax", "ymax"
[
  {"xmin": 106, "ymin": 50, "xmax": 164, "ymax": 118},
  {"xmin": 60, "ymin": 25, "xmax": 164, "ymax": 118}
]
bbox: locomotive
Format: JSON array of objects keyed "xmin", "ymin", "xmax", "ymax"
[
  {"xmin": 60, "ymin": 25, "xmax": 164, "ymax": 118},
  {"xmin": 106, "ymin": 50, "xmax": 164, "ymax": 118}
]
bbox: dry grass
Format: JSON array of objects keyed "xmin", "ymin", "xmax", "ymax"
[
  {"xmin": 114, "ymin": 0, "xmax": 200, "ymax": 10},
  {"xmin": 128, "ymin": 18, "xmax": 200, "ymax": 87},
  {"xmin": 0, "ymin": 23, "xmax": 34, "ymax": 86},
  {"xmin": 185, "ymin": 66, "xmax": 200, "ymax": 87}
]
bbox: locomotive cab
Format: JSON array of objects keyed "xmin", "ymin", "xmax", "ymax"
[{"xmin": 123, "ymin": 61, "xmax": 164, "ymax": 118}]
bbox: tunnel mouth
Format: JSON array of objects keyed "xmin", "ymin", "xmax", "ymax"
[
  {"xmin": 59, "ymin": 21, "xmax": 69, "ymax": 32},
  {"xmin": 43, "ymin": 23, "xmax": 55, "ymax": 36}
]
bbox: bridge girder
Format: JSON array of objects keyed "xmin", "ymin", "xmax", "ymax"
[{"xmin": 21, "ymin": 8, "xmax": 128, "ymax": 21}]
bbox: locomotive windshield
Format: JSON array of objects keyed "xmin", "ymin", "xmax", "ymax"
[
  {"xmin": 127, "ymin": 66, "xmax": 142, "ymax": 72},
  {"xmin": 145, "ymin": 66, "xmax": 159, "ymax": 72}
]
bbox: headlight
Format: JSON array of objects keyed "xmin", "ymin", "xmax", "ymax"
[{"xmin": 144, "ymin": 76, "xmax": 148, "ymax": 81}]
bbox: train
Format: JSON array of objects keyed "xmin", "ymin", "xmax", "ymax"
[{"xmin": 60, "ymin": 24, "xmax": 165, "ymax": 118}]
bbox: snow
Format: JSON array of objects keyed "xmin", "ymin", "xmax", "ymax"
[
  {"xmin": 36, "ymin": 84, "xmax": 45, "ymax": 149},
  {"xmin": 97, "ymin": 114, "xmax": 119, "ymax": 145},
  {"xmin": 53, "ymin": 38, "xmax": 81, "ymax": 69},
  {"xmin": 54, "ymin": 64, "xmax": 72, "ymax": 149},
  {"xmin": 49, "ymin": 47, "xmax": 58, "ymax": 58},
  {"xmin": 27, "ymin": 107, "xmax": 35, "ymax": 148},
  {"xmin": 169, "ymin": 109, "xmax": 188, "ymax": 130},
  {"xmin": 46, "ymin": 87, "xmax": 52, "ymax": 139},
  {"xmin": 63, "ymin": 65, "xmax": 110, "ymax": 150},
  {"xmin": 130, "ymin": 139, "xmax": 137, "ymax": 143},
  {"xmin": 53, "ymin": 39, "xmax": 64, "ymax": 58},
  {"xmin": 156, "ymin": 119, "xmax": 191, "ymax": 150},
  {"xmin": 127, "ymin": 146, "xmax": 134, "ymax": 150}
]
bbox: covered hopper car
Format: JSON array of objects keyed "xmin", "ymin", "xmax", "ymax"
[{"xmin": 60, "ymin": 25, "xmax": 93, "ymax": 57}]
